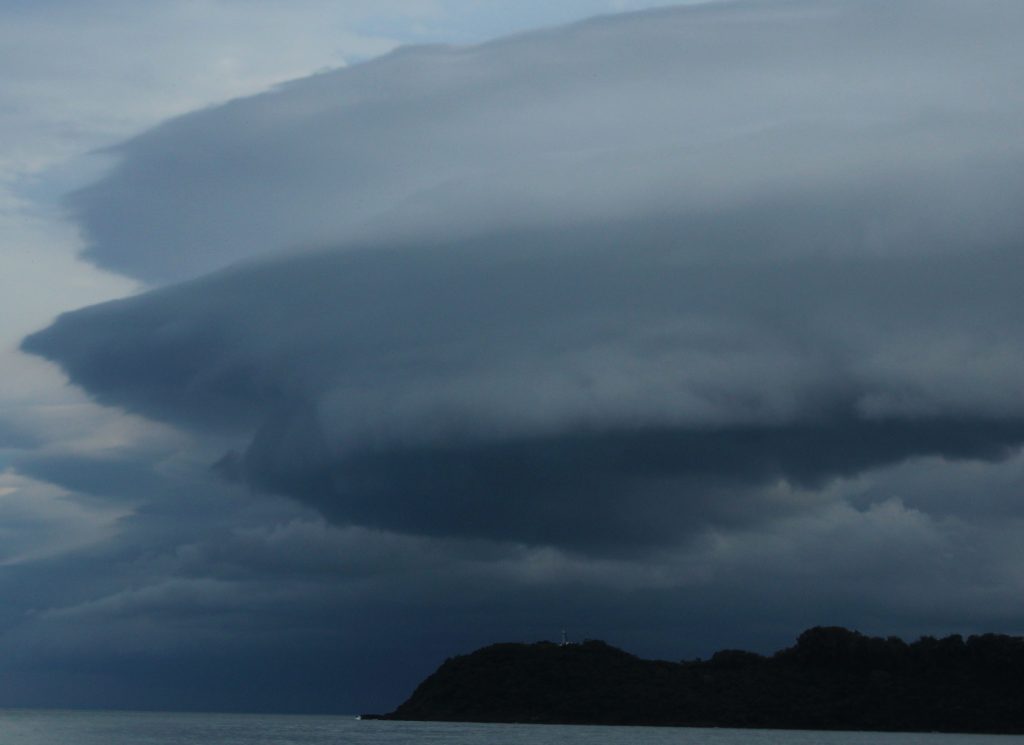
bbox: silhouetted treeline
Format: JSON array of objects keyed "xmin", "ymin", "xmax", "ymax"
[{"xmin": 375, "ymin": 627, "xmax": 1024, "ymax": 733}]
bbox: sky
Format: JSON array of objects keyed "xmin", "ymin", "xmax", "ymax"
[{"xmin": 2, "ymin": 0, "xmax": 1024, "ymax": 714}]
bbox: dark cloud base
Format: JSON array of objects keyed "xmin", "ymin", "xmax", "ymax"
[
  {"xmin": 239, "ymin": 411, "xmax": 1024, "ymax": 550},
  {"xmin": 23, "ymin": 223, "xmax": 1024, "ymax": 551}
]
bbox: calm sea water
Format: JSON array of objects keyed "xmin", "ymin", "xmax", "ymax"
[{"xmin": 0, "ymin": 710, "xmax": 1022, "ymax": 745}]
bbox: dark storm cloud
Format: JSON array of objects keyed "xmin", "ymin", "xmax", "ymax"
[
  {"xmin": 67, "ymin": 0, "xmax": 1024, "ymax": 283},
  {"xmin": 4, "ymin": 418, "xmax": 1024, "ymax": 713},
  {"xmin": 7, "ymin": 483, "xmax": 1024, "ymax": 713},
  {"xmin": 11, "ymin": 0, "xmax": 1024, "ymax": 715},
  {"xmin": 25, "ymin": 213, "xmax": 1024, "ymax": 548},
  {"xmin": 37, "ymin": 3, "xmax": 1024, "ymax": 552},
  {"xmin": 251, "ymin": 419, "xmax": 1024, "ymax": 549}
]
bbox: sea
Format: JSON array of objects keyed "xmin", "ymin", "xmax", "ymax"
[{"xmin": 1, "ymin": 711, "xmax": 1022, "ymax": 745}]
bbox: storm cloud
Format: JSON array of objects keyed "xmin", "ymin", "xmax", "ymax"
[
  {"xmin": 24, "ymin": 227, "xmax": 1024, "ymax": 548},
  {"xmin": 68, "ymin": 0, "xmax": 1024, "ymax": 283},
  {"xmin": 11, "ymin": 0, "xmax": 1024, "ymax": 711},
  {"xmin": 25, "ymin": 0, "xmax": 1024, "ymax": 553}
]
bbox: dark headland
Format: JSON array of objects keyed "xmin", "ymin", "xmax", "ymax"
[{"xmin": 364, "ymin": 627, "xmax": 1024, "ymax": 734}]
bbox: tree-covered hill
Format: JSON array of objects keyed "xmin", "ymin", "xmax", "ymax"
[{"xmin": 371, "ymin": 627, "xmax": 1024, "ymax": 733}]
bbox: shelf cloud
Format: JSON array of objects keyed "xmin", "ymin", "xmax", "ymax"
[
  {"xmin": 26, "ymin": 0, "xmax": 1024, "ymax": 552},
  {"xmin": 12, "ymin": 0, "xmax": 1024, "ymax": 710}
]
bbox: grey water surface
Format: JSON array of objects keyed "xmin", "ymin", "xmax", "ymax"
[{"xmin": 1, "ymin": 710, "xmax": 1022, "ymax": 745}]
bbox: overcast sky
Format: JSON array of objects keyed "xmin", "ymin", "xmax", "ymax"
[{"xmin": 3, "ymin": 0, "xmax": 1024, "ymax": 714}]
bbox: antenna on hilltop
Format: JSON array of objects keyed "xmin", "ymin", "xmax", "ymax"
[{"xmin": 560, "ymin": 628, "xmax": 568, "ymax": 647}]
